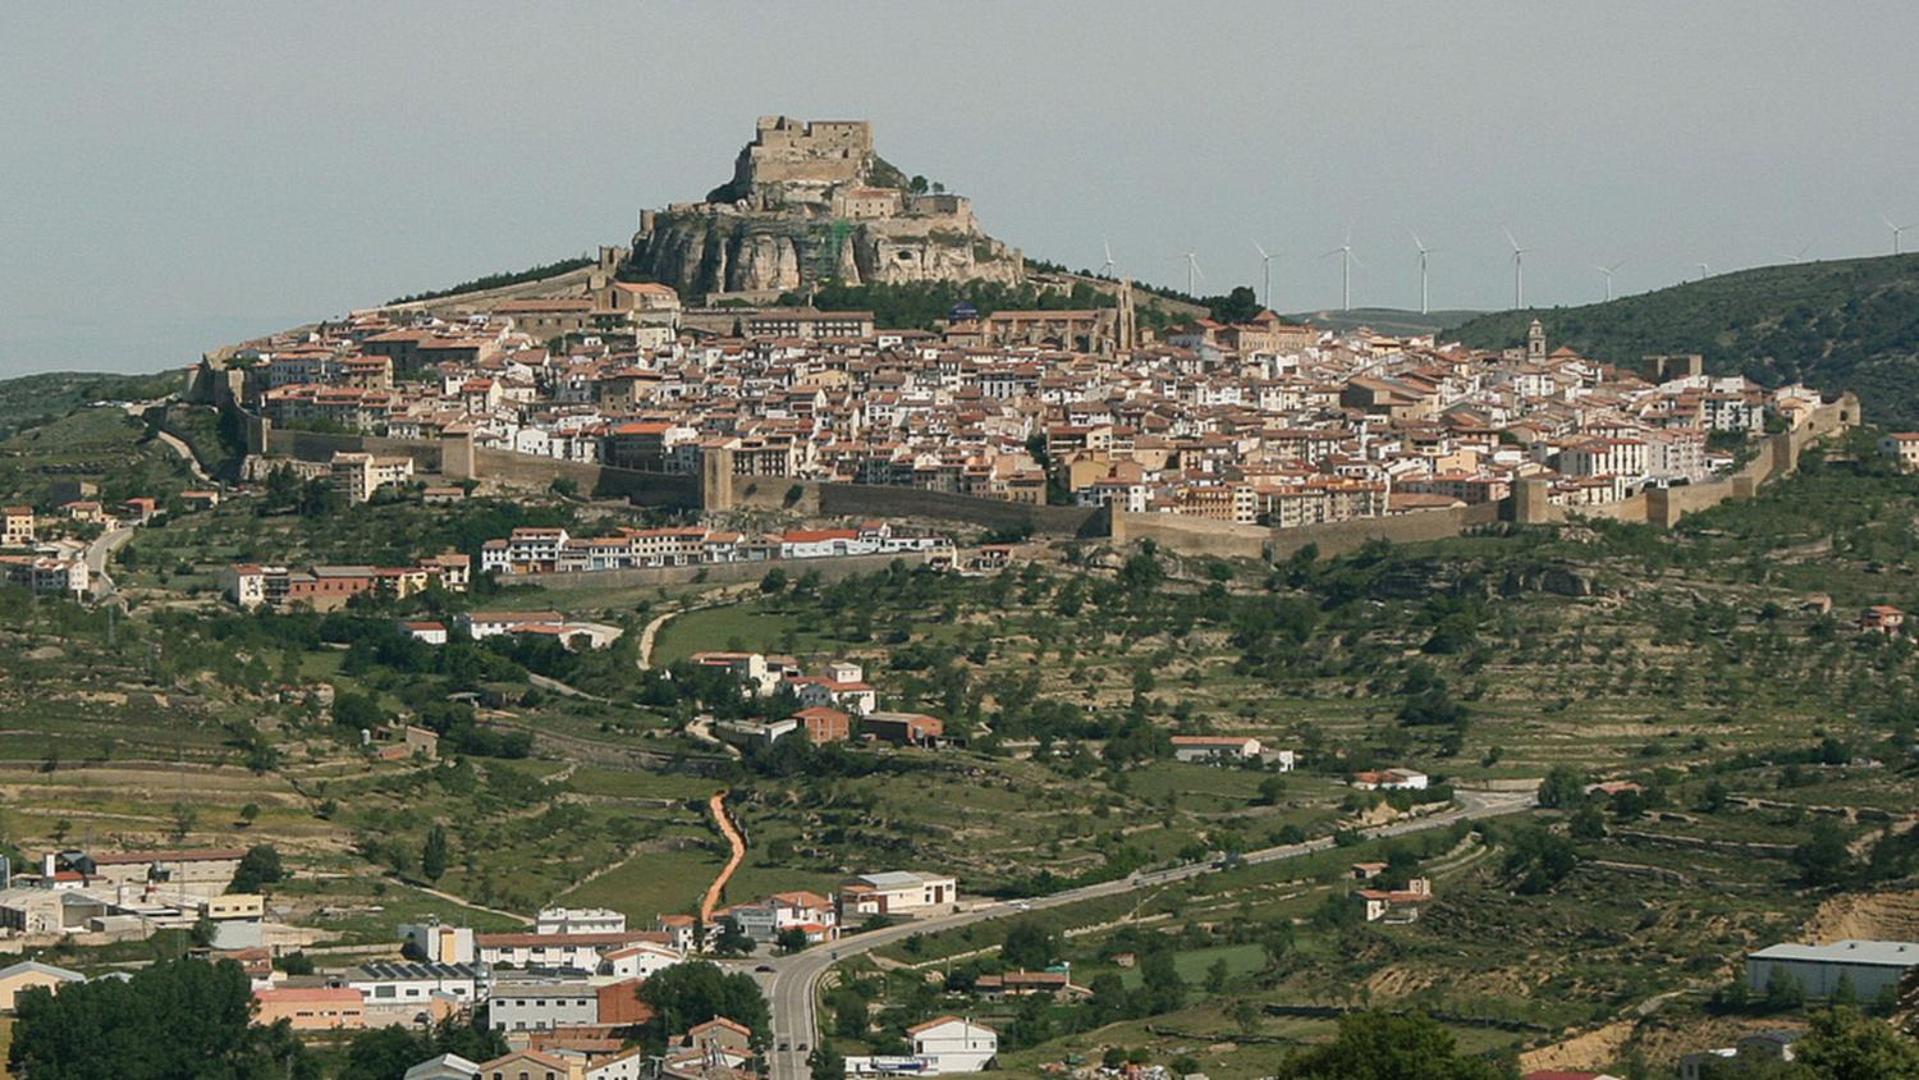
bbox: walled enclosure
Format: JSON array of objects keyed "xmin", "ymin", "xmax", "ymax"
[{"xmin": 251, "ymin": 392, "xmax": 1856, "ymax": 565}]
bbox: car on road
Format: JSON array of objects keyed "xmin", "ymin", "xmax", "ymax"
[
  {"xmin": 778, "ymin": 1040, "xmax": 789, "ymax": 1051},
  {"xmin": 1012, "ymin": 900, "xmax": 1031, "ymax": 910},
  {"xmin": 755, "ymin": 964, "xmax": 775, "ymax": 972}
]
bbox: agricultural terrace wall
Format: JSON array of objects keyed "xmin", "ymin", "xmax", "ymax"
[{"xmin": 502, "ymin": 551, "xmax": 932, "ymax": 592}]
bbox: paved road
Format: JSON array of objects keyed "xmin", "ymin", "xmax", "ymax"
[
  {"xmin": 754, "ymin": 788, "xmax": 1536, "ymax": 1078},
  {"xmin": 83, "ymin": 525, "xmax": 136, "ymax": 600}
]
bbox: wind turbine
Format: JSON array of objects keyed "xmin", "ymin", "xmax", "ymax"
[
  {"xmin": 1593, "ymin": 259, "xmax": 1626, "ymax": 302},
  {"xmin": 1176, "ymin": 252, "xmax": 1204, "ymax": 296},
  {"xmin": 1320, "ymin": 231, "xmax": 1359, "ymax": 312},
  {"xmin": 1503, "ymin": 227, "xmax": 1531, "ymax": 309},
  {"xmin": 1099, "ymin": 238, "xmax": 1116, "ymax": 277},
  {"xmin": 1883, "ymin": 215, "xmax": 1918, "ymax": 255},
  {"xmin": 1410, "ymin": 230, "xmax": 1433, "ymax": 315},
  {"xmin": 1696, "ymin": 261, "xmax": 1712, "ymax": 281},
  {"xmin": 1784, "ymin": 242, "xmax": 1811, "ymax": 264},
  {"xmin": 1253, "ymin": 241, "xmax": 1278, "ymax": 310}
]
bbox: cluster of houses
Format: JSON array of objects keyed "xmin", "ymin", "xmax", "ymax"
[
  {"xmin": 1, "ymin": 841, "xmax": 981, "ymax": 1077},
  {"xmin": 479, "ymin": 520, "xmax": 952, "ymax": 577},
  {"xmin": 403, "ymin": 610, "xmax": 625, "ymax": 652},
  {"xmin": 221, "ymin": 552, "xmax": 470, "ymax": 611},
  {"xmin": 688, "ymin": 654, "xmax": 952, "ymax": 750},
  {"xmin": 0, "ymin": 848, "xmax": 291, "ymax": 956},
  {"xmin": 0, "ymin": 490, "xmax": 175, "ymax": 599},
  {"xmin": 216, "ymin": 270, "xmax": 1825, "ymax": 534}
]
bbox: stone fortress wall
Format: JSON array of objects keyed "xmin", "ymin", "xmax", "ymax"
[
  {"xmin": 738, "ymin": 116, "xmax": 873, "ymax": 187},
  {"xmin": 246, "ymin": 392, "xmax": 1857, "ymax": 565}
]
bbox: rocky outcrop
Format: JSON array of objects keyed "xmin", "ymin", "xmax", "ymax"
[
  {"xmin": 630, "ymin": 213, "xmax": 1021, "ymax": 297},
  {"xmin": 627, "ymin": 116, "xmax": 1023, "ymax": 299}
]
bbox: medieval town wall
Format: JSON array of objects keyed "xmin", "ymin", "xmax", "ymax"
[{"xmin": 503, "ymin": 550, "xmax": 930, "ymax": 592}]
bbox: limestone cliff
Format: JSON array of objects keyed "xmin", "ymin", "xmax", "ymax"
[{"xmin": 628, "ymin": 116, "xmax": 1023, "ymax": 298}]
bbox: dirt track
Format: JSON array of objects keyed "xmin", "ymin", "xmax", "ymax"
[{"xmin": 700, "ymin": 790, "xmax": 746, "ymax": 923}]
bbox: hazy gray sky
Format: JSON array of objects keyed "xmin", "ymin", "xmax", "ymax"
[{"xmin": 5, "ymin": 1, "xmax": 1918, "ymax": 375}]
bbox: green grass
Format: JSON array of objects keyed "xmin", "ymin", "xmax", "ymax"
[{"xmin": 650, "ymin": 605, "xmax": 843, "ymax": 665}]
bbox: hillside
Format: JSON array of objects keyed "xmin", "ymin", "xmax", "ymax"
[
  {"xmin": 0, "ymin": 369, "xmax": 180, "ymax": 438},
  {"xmin": 1289, "ymin": 306, "xmax": 1483, "ymax": 336},
  {"xmin": 1446, "ymin": 252, "xmax": 1919, "ymax": 427}
]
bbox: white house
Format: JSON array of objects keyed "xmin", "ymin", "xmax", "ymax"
[
  {"xmin": 1352, "ymin": 768, "xmax": 1429, "ymax": 791},
  {"xmin": 599, "ymin": 942, "xmax": 684, "ymax": 981},
  {"xmin": 837, "ymin": 872, "xmax": 959, "ymax": 924},
  {"xmin": 399, "ymin": 620, "xmax": 448, "ymax": 646},
  {"xmin": 585, "ymin": 1047, "xmax": 649, "ymax": 1080},
  {"xmin": 907, "ymin": 1015, "xmax": 998, "ymax": 1074},
  {"xmin": 342, "ymin": 961, "xmax": 481, "ymax": 1007},
  {"xmin": 488, "ymin": 980, "xmax": 599, "ymax": 1032},
  {"xmin": 221, "ymin": 564, "xmax": 270, "ymax": 609},
  {"xmin": 535, "ymin": 907, "xmax": 626, "ymax": 936},
  {"xmin": 403, "ymin": 1054, "xmax": 481, "ymax": 1080},
  {"xmin": 1169, "ymin": 735, "xmax": 1267, "ymax": 765},
  {"xmin": 399, "ymin": 922, "xmax": 475, "ymax": 965},
  {"xmin": 476, "ymin": 930, "xmax": 659, "ymax": 972},
  {"xmin": 723, "ymin": 891, "xmax": 837, "ymax": 945}
]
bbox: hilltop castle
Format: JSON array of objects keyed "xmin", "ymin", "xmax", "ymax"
[{"xmin": 627, "ymin": 116, "xmax": 1022, "ymax": 300}]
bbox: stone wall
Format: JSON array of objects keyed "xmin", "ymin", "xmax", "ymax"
[
  {"xmin": 264, "ymin": 428, "xmax": 445, "ymax": 471},
  {"xmin": 470, "ymin": 448, "xmax": 700, "ymax": 508},
  {"xmin": 502, "ymin": 551, "xmax": 930, "ymax": 591},
  {"xmin": 812, "ymin": 482, "xmax": 1106, "ymax": 537}
]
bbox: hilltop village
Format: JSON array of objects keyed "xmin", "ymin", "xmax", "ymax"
[
  {"xmin": 2, "ymin": 115, "xmax": 1917, "ymax": 1080},
  {"xmin": 192, "ymin": 119, "xmax": 1846, "ymax": 544}
]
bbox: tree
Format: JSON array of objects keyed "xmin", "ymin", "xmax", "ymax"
[
  {"xmin": 238, "ymin": 803, "xmax": 260, "ymax": 827},
  {"xmin": 1257, "ymin": 775, "xmax": 1287, "ymax": 805},
  {"xmin": 1228, "ymin": 997, "xmax": 1262, "ymax": 1036},
  {"xmin": 1793, "ymin": 1006, "xmax": 1919, "ymax": 1078},
  {"xmin": 339, "ymin": 1026, "xmax": 430, "ymax": 1080},
  {"xmin": 1537, "ymin": 765, "xmax": 1588, "ymax": 809},
  {"xmin": 638, "ymin": 960, "xmax": 771, "ymax": 1049},
  {"xmin": 1088, "ymin": 972, "xmax": 1132, "ymax": 1025},
  {"xmin": 10, "ymin": 958, "xmax": 319, "ymax": 1079},
  {"xmin": 1206, "ymin": 285, "xmax": 1263, "ymax": 324},
  {"xmin": 1000, "ymin": 921, "xmax": 1057, "ymax": 970},
  {"xmin": 760, "ymin": 567, "xmax": 788, "ymax": 594},
  {"xmin": 1502, "ymin": 826, "xmax": 1579, "ymax": 894},
  {"xmin": 776, "ymin": 927, "xmax": 809, "ymax": 955},
  {"xmin": 1205, "ymin": 957, "xmax": 1230, "ymax": 993},
  {"xmin": 421, "ymin": 824, "xmax": 449, "ymax": 881},
  {"xmin": 710, "ymin": 918, "xmax": 755, "ymax": 957},
  {"xmin": 169, "ymin": 800, "xmax": 197, "ymax": 843},
  {"xmin": 1274, "ymin": 1011, "xmax": 1506, "ymax": 1079},
  {"xmin": 1569, "ymin": 805, "xmax": 1608, "ymax": 841},
  {"xmin": 808, "ymin": 1044, "xmax": 847, "ymax": 1080},
  {"xmin": 1793, "ymin": 818, "xmax": 1854, "ymax": 887},
  {"xmin": 1138, "ymin": 948, "xmax": 1186, "ymax": 1014},
  {"xmin": 1698, "ymin": 779, "xmax": 1731, "ymax": 813},
  {"xmin": 229, "ymin": 844, "xmax": 285, "ymax": 894}
]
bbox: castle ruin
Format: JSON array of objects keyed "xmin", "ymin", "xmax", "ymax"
[{"xmin": 628, "ymin": 116, "xmax": 1021, "ymax": 299}]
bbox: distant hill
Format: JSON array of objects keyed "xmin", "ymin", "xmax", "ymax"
[
  {"xmin": 0, "ymin": 370, "xmax": 180, "ymax": 438},
  {"xmin": 1287, "ymin": 307, "xmax": 1483, "ymax": 336},
  {"xmin": 1445, "ymin": 253, "xmax": 1919, "ymax": 428}
]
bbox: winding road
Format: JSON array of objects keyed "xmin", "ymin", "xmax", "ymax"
[{"xmin": 752, "ymin": 788, "xmax": 1537, "ymax": 1079}]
